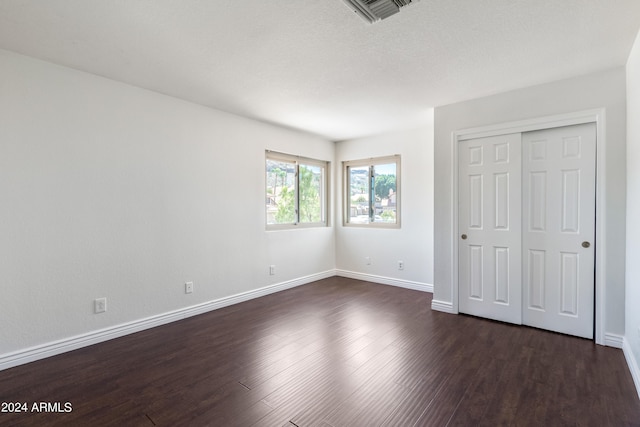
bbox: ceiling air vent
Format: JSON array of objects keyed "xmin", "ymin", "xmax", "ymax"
[{"xmin": 342, "ymin": 0, "xmax": 418, "ymax": 24}]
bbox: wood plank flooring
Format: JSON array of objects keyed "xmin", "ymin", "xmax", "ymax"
[{"xmin": 1, "ymin": 276, "xmax": 639, "ymax": 426}]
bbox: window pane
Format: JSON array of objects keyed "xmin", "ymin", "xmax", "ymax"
[
  {"xmin": 266, "ymin": 159, "xmax": 296, "ymax": 224},
  {"xmin": 348, "ymin": 165, "xmax": 370, "ymax": 224},
  {"xmin": 373, "ymin": 163, "xmax": 397, "ymax": 223},
  {"xmin": 299, "ymin": 164, "xmax": 323, "ymax": 223},
  {"xmin": 343, "ymin": 156, "xmax": 400, "ymax": 228}
]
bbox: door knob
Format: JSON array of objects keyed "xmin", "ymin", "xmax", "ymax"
[
  {"xmin": 582, "ymin": 241, "xmax": 590, "ymax": 248},
  {"xmin": 461, "ymin": 234, "xmax": 468, "ymax": 240}
]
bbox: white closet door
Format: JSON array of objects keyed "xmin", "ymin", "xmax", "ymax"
[
  {"xmin": 522, "ymin": 123, "xmax": 596, "ymax": 339},
  {"xmin": 458, "ymin": 133, "xmax": 522, "ymax": 324}
]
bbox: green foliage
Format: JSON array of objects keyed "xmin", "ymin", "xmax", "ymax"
[
  {"xmin": 298, "ymin": 166, "xmax": 321, "ymax": 223},
  {"xmin": 274, "ymin": 165, "xmax": 321, "ymax": 224},
  {"xmin": 374, "ymin": 174, "xmax": 396, "ymax": 200},
  {"xmin": 381, "ymin": 210, "xmax": 396, "ymax": 221},
  {"xmin": 275, "ymin": 185, "xmax": 296, "ymax": 223}
]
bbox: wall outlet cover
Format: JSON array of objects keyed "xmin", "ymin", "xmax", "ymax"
[{"xmin": 94, "ymin": 298, "xmax": 107, "ymax": 314}]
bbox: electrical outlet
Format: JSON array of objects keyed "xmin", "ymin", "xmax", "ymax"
[
  {"xmin": 269, "ymin": 265, "xmax": 276, "ymax": 275},
  {"xmin": 185, "ymin": 281, "xmax": 194, "ymax": 294},
  {"xmin": 398, "ymin": 261, "xmax": 404, "ymax": 270},
  {"xmin": 365, "ymin": 257, "xmax": 371, "ymax": 265},
  {"xmin": 94, "ymin": 298, "xmax": 107, "ymax": 314}
]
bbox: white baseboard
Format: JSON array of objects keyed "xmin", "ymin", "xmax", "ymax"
[
  {"xmin": 335, "ymin": 269, "xmax": 433, "ymax": 293},
  {"xmin": 0, "ymin": 270, "xmax": 335, "ymax": 372},
  {"xmin": 604, "ymin": 333, "xmax": 624, "ymax": 349},
  {"xmin": 623, "ymin": 337, "xmax": 640, "ymax": 400},
  {"xmin": 431, "ymin": 299, "xmax": 455, "ymax": 314}
]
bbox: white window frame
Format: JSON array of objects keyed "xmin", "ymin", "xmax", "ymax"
[
  {"xmin": 343, "ymin": 155, "xmax": 401, "ymax": 228},
  {"xmin": 266, "ymin": 151, "xmax": 329, "ymax": 230}
]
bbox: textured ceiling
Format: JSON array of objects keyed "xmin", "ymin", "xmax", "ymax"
[{"xmin": 1, "ymin": 0, "xmax": 639, "ymax": 140}]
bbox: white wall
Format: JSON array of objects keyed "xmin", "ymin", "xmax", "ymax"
[
  {"xmin": 433, "ymin": 68, "xmax": 627, "ymax": 337},
  {"xmin": 0, "ymin": 49, "xmax": 335, "ymax": 358},
  {"xmin": 335, "ymin": 116, "xmax": 434, "ymax": 290},
  {"xmin": 625, "ymin": 29, "xmax": 640, "ymax": 395}
]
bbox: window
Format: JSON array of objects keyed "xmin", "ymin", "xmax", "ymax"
[
  {"xmin": 343, "ymin": 155, "xmax": 400, "ymax": 227},
  {"xmin": 266, "ymin": 151, "xmax": 328, "ymax": 229}
]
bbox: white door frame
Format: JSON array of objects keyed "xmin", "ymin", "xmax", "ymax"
[{"xmin": 450, "ymin": 109, "xmax": 606, "ymax": 345}]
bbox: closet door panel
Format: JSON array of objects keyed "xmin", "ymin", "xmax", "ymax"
[{"xmin": 458, "ymin": 133, "xmax": 522, "ymax": 324}]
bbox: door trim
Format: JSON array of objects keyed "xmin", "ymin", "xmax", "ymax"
[{"xmin": 450, "ymin": 109, "xmax": 606, "ymax": 345}]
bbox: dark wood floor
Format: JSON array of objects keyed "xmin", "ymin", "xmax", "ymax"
[{"xmin": 1, "ymin": 277, "xmax": 639, "ymax": 426}]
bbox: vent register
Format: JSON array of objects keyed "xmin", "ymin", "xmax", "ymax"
[{"xmin": 342, "ymin": 0, "xmax": 418, "ymax": 23}]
